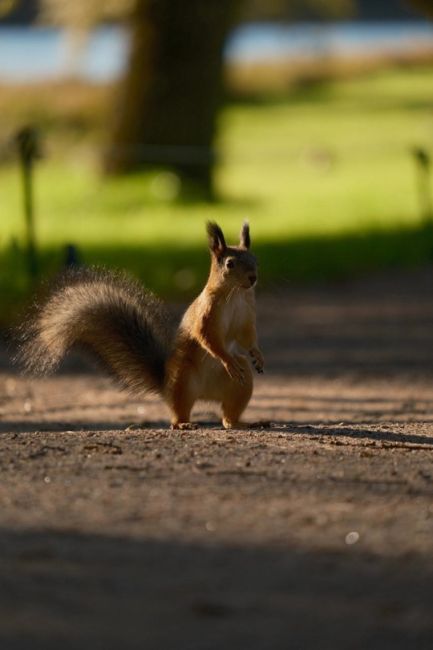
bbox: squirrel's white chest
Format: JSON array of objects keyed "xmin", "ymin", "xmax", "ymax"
[{"xmin": 221, "ymin": 292, "xmax": 246, "ymax": 343}]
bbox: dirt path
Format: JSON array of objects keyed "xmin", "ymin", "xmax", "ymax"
[{"xmin": 1, "ymin": 268, "xmax": 433, "ymax": 649}]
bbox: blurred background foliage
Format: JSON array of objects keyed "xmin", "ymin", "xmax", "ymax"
[{"xmin": 0, "ymin": 0, "xmax": 432, "ymax": 325}]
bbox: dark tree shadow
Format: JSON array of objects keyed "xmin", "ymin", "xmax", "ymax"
[{"xmin": 0, "ymin": 526, "xmax": 432, "ymax": 650}]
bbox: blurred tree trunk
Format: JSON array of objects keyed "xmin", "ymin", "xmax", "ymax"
[{"xmin": 104, "ymin": 0, "xmax": 238, "ymax": 198}]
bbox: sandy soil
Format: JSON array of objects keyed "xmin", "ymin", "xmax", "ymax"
[{"xmin": 1, "ymin": 268, "xmax": 433, "ymax": 649}]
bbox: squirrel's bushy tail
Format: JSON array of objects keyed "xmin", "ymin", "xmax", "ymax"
[{"xmin": 16, "ymin": 268, "xmax": 175, "ymax": 395}]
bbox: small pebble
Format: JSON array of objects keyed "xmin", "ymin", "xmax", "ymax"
[{"xmin": 345, "ymin": 531, "xmax": 360, "ymax": 545}]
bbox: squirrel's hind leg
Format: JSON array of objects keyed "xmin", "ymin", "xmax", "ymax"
[
  {"xmin": 170, "ymin": 404, "xmax": 197, "ymax": 430},
  {"xmin": 167, "ymin": 382, "xmax": 198, "ymax": 430},
  {"xmin": 221, "ymin": 360, "xmax": 253, "ymax": 430}
]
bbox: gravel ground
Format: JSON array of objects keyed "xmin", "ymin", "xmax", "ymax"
[{"xmin": 1, "ymin": 268, "xmax": 433, "ymax": 649}]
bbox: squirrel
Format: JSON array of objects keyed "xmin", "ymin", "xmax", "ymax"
[{"xmin": 16, "ymin": 221, "xmax": 264, "ymax": 430}]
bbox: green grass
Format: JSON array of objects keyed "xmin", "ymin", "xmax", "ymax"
[{"xmin": 1, "ymin": 66, "xmax": 433, "ymax": 324}]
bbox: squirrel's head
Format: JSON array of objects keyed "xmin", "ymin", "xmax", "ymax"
[{"xmin": 207, "ymin": 221, "xmax": 257, "ymax": 290}]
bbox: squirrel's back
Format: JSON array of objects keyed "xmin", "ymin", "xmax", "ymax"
[{"xmin": 16, "ymin": 268, "xmax": 176, "ymax": 395}]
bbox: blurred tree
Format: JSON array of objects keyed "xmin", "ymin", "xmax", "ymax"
[
  {"xmin": 104, "ymin": 0, "xmax": 238, "ymax": 198},
  {"xmin": 42, "ymin": 0, "xmax": 354, "ymax": 198},
  {"xmin": 43, "ymin": 0, "xmax": 237, "ymax": 198}
]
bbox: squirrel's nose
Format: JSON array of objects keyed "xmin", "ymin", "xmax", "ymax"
[{"xmin": 248, "ymin": 274, "xmax": 257, "ymax": 286}]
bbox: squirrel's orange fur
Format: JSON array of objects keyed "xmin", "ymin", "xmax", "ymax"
[{"xmin": 17, "ymin": 222, "xmax": 264, "ymax": 429}]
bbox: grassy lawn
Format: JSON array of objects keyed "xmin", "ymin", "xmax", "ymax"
[{"xmin": 1, "ymin": 65, "xmax": 433, "ymax": 324}]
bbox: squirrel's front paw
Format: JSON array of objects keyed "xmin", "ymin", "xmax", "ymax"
[
  {"xmin": 249, "ymin": 347, "xmax": 264, "ymax": 374},
  {"xmin": 224, "ymin": 354, "xmax": 247, "ymax": 384}
]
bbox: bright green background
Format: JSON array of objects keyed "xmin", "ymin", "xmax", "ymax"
[{"xmin": 1, "ymin": 66, "xmax": 433, "ymax": 324}]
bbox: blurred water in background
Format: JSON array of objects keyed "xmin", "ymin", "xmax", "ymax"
[
  {"xmin": 0, "ymin": 21, "xmax": 433, "ymax": 83},
  {"xmin": 0, "ymin": 26, "xmax": 127, "ymax": 82},
  {"xmin": 228, "ymin": 21, "xmax": 433, "ymax": 61}
]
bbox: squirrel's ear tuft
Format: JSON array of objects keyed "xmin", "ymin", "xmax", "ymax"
[
  {"xmin": 207, "ymin": 221, "xmax": 226, "ymax": 257},
  {"xmin": 240, "ymin": 221, "xmax": 251, "ymax": 249}
]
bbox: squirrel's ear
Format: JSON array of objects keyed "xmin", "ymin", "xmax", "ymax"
[
  {"xmin": 239, "ymin": 221, "xmax": 251, "ymax": 249},
  {"xmin": 207, "ymin": 221, "xmax": 226, "ymax": 257}
]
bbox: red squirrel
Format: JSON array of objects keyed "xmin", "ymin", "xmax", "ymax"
[{"xmin": 17, "ymin": 221, "xmax": 264, "ymax": 429}]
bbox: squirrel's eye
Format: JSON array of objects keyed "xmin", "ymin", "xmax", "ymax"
[{"xmin": 226, "ymin": 259, "xmax": 235, "ymax": 269}]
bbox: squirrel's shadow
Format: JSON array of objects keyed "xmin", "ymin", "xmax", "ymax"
[
  {"xmin": 0, "ymin": 420, "xmax": 167, "ymax": 434},
  {"xmin": 270, "ymin": 422, "xmax": 433, "ymax": 448},
  {"xmin": 1, "ymin": 420, "xmax": 433, "ymax": 449}
]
